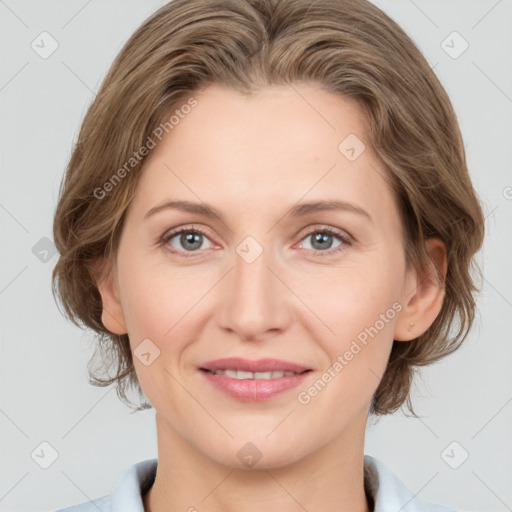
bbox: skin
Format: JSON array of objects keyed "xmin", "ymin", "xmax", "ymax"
[{"xmin": 95, "ymin": 82, "xmax": 447, "ymax": 512}]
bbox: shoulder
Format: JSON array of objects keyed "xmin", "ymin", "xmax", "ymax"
[
  {"xmin": 54, "ymin": 458, "xmax": 158, "ymax": 512},
  {"xmin": 364, "ymin": 454, "xmax": 457, "ymax": 512},
  {"xmin": 54, "ymin": 495, "xmax": 111, "ymax": 512}
]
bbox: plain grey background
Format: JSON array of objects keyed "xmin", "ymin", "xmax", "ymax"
[{"xmin": 1, "ymin": 1, "xmax": 511, "ymax": 511}]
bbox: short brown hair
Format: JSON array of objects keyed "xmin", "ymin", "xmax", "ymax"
[{"xmin": 52, "ymin": 0, "xmax": 485, "ymax": 415}]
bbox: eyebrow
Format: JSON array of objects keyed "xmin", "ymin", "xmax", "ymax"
[{"xmin": 144, "ymin": 199, "xmax": 372, "ymax": 223}]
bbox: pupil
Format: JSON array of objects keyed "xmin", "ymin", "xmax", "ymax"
[
  {"xmin": 312, "ymin": 232, "xmax": 332, "ymax": 250},
  {"xmin": 182, "ymin": 232, "xmax": 202, "ymax": 250}
]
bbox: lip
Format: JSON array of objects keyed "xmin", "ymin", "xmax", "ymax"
[
  {"xmin": 199, "ymin": 357, "xmax": 313, "ymax": 402},
  {"xmin": 199, "ymin": 357, "xmax": 311, "ymax": 373}
]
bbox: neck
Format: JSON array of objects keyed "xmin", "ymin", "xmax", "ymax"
[{"xmin": 143, "ymin": 410, "xmax": 371, "ymax": 512}]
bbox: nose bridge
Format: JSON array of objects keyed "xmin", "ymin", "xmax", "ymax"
[{"xmin": 217, "ymin": 235, "xmax": 291, "ymax": 340}]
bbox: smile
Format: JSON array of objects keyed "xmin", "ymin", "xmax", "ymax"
[
  {"xmin": 202, "ymin": 369, "xmax": 302, "ymax": 379},
  {"xmin": 198, "ymin": 357, "xmax": 313, "ymax": 401}
]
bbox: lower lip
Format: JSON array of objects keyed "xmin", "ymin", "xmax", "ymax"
[{"xmin": 200, "ymin": 370, "xmax": 312, "ymax": 402}]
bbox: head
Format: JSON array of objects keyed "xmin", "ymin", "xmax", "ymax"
[{"xmin": 52, "ymin": 0, "xmax": 484, "ymax": 464}]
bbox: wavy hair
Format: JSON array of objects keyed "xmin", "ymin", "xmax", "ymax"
[{"xmin": 52, "ymin": 0, "xmax": 485, "ymax": 415}]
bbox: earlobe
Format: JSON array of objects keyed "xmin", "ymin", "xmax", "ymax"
[
  {"xmin": 91, "ymin": 257, "xmax": 128, "ymax": 335},
  {"xmin": 394, "ymin": 238, "xmax": 447, "ymax": 342}
]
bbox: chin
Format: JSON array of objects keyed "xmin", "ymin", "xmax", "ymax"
[{"xmin": 202, "ymin": 433, "xmax": 314, "ymax": 471}]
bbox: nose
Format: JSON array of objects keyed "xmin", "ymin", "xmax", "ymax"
[{"xmin": 216, "ymin": 241, "xmax": 293, "ymax": 342}]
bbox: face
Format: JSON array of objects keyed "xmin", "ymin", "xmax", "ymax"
[{"xmin": 98, "ymin": 82, "xmax": 443, "ymax": 469}]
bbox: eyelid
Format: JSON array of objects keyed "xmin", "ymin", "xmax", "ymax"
[
  {"xmin": 159, "ymin": 224, "xmax": 216, "ymax": 254},
  {"xmin": 296, "ymin": 224, "xmax": 352, "ymax": 243},
  {"xmin": 293, "ymin": 225, "xmax": 353, "ymax": 256}
]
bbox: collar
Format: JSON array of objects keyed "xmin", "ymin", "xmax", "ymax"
[{"xmin": 106, "ymin": 455, "xmax": 456, "ymax": 512}]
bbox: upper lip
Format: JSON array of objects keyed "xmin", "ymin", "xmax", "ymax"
[{"xmin": 200, "ymin": 357, "xmax": 311, "ymax": 373}]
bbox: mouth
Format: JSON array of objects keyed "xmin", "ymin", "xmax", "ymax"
[
  {"xmin": 198, "ymin": 357, "xmax": 313, "ymax": 401},
  {"xmin": 200, "ymin": 368, "xmax": 312, "ymax": 379},
  {"xmin": 199, "ymin": 357, "xmax": 312, "ymax": 375}
]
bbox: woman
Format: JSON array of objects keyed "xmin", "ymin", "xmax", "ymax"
[{"xmin": 52, "ymin": 0, "xmax": 485, "ymax": 510}]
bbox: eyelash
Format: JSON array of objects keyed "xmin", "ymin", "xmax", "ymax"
[{"xmin": 158, "ymin": 224, "xmax": 352, "ymax": 258}]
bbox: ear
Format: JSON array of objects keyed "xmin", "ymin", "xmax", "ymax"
[
  {"xmin": 91, "ymin": 257, "xmax": 127, "ymax": 335},
  {"xmin": 394, "ymin": 238, "xmax": 447, "ymax": 342}
]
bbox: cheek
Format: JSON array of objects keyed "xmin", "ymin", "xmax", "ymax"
[
  {"xmin": 299, "ymin": 256, "xmax": 403, "ymax": 384},
  {"xmin": 118, "ymin": 251, "xmax": 193, "ymax": 337},
  {"xmin": 120, "ymin": 280, "xmax": 166, "ymax": 343},
  {"xmin": 118, "ymin": 269, "xmax": 194, "ymax": 403},
  {"xmin": 302, "ymin": 258, "xmax": 403, "ymax": 334},
  {"xmin": 117, "ymin": 260, "xmax": 213, "ymax": 371},
  {"xmin": 296, "ymin": 281, "xmax": 400, "ymax": 420}
]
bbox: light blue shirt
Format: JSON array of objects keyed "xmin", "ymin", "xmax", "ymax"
[{"xmin": 55, "ymin": 455, "xmax": 456, "ymax": 512}]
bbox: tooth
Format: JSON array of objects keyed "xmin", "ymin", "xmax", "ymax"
[
  {"xmin": 236, "ymin": 370, "xmax": 254, "ymax": 379},
  {"xmin": 254, "ymin": 371, "xmax": 273, "ymax": 379},
  {"xmin": 210, "ymin": 369, "xmax": 299, "ymax": 379}
]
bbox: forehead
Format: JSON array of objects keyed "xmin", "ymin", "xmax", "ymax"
[{"xmin": 128, "ymin": 82, "xmax": 398, "ymax": 227}]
